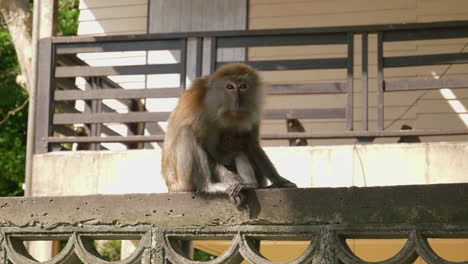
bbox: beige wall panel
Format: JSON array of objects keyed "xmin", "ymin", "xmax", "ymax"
[
  {"xmin": 78, "ymin": 18, "xmax": 147, "ymax": 35},
  {"xmin": 79, "ymin": 5, "xmax": 147, "ymax": 21},
  {"xmin": 417, "ymin": 99, "xmax": 468, "ymax": 113},
  {"xmin": 418, "ymin": 13, "xmax": 468, "ymax": 22},
  {"xmin": 417, "ymin": 0, "xmax": 468, "ymax": 15},
  {"xmin": 250, "ymin": 0, "xmax": 416, "ymax": 18},
  {"xmin": 424, "ymin": 88, "xmax": 468, "ymax": 99},
  {"xmin": 249, "ymin": 45, "xmax": 347, "ymax": 60},
  {"xmin": 416, "ymin": 113, "xmax": 468, "ymax": 129},
  {"xmin": 261, "ymin": 69, "xmax": 347, "ymax": 83},
  {"xmin": 264, "ymin": 90, "xmax": 426, "ymax": 109},
  {"xmin": 79, "ymin": 0, "xmax": 146, "ymax": 9},
  {"xmin": 250, "ymin": 10, "xmax": 416, "ymax": 29}
]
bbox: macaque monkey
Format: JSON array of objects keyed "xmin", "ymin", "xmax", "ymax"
[{"xmin": 162, "ymin": 63, "xmax": 297, "ymax": 206}]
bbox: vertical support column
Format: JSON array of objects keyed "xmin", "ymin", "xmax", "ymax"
[
  {"xmin": 180, "ymin": 38, "xmax": 187, "ymax": 90},
  {"xmin": 210, "ymin": 37, "xmax": 218, "ymax": 74},
  {"xmin": 346, "ymin": 32, "xmax": 354, "ymax": 131},
  {"xmin": 150, "ymin": 226, "xmax": 165, "ymax": 264},
  {"xmin": 196, "ymin": 38, "xmax": 203, "ymax": 78},
  {"xmin": 312, "ymin": 228, "xmax": 338, "ymax": 264},
  {"xmin": 377, "ymin": 32, "xmax": 384, "ymax": 131},
  {"xmin": 88, "ymin": 77, "xmax": 101, "ymax": 150},
  {"xmin": 34, "ymin": 38, "xmax": 55, "ymax": 154},
  {"xmin": 361, "ymin": 32, "xmax": 369, "ymax": 131}
]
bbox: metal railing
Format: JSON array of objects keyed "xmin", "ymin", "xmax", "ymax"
[{"xmin": 34, "ymin": 20, "xmax": 468, "ymax": 153}]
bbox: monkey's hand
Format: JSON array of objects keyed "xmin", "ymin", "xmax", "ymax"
[
  {"xmin": 267, "ymin": 180, "xmax": 298, "ymax": 189},
  {"xmin": 227, "ymin": 182, "xmax": 246, "ymax": 207}
]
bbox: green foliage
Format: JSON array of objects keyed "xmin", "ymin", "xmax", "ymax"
[
  {"xmin": 57, "ymin": 0, "xmax": 80, "ymax": 36},
  {"xmin": 0, "ymin": 22, "xmax": 27, "ymax": 197},
  {"xmin": 194, "ymin": 249, "xmax": 216, "ymax": 261},
  {"xmin": 0, "ymin": 0, "xmax": 79, "ymax": 197},
  {"xmin": 95, "ymin": 240, "xmax": 121, "ymax": 261}
]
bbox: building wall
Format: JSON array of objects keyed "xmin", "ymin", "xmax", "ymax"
[{"xmin": 78, "ymin": 0, "xmax": 147, "ymax": 35}]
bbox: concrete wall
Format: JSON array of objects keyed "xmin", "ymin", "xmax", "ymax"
[{"xmin": 31, "ymin": 142, "xmax": 468, "ymax": 196}]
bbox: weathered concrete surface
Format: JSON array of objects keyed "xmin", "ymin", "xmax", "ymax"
[
  {"xmin": 2, "ymin": 184, "xmax": 468, "ymax": 229},
  {"xmin": 31, "ymin": 150, "xmax": 167, "ymax": 196},
  {"xmin": 31, "ymin": 142, "xmax": 468, "ymax": 196}
]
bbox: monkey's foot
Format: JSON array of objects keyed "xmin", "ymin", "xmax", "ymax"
[
  {"xmin": 267, "ymin": 181, "xmax": 298, "ymax": 189},
  {"xmin": 228, "ymin": 182, "xmax": 245, "ymax": 207}
]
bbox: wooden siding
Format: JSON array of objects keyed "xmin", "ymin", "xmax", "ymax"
[{"xmin": 250, "ymin": 0, "xmax": 468, "ymax": 145}]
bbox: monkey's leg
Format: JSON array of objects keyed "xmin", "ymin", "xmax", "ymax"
[
  {"xmin": 247, "ymin": 141, "xmax": 297, "ymax": 188},
  {"xmin": 175, "ymin": 128, "xmax": 243, "ymax": 195},
  {"xmin": 234, "ymin": 153, "xmax": 258, "ymax": 189}
]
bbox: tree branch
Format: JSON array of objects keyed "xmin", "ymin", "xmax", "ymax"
[
  {"xmin": 0, "ymin": 97, "xmax": 29, "ymax": 126},
  {"xmin": 0, "ymin": 0, "xmax": 32, "ymax": 93}
]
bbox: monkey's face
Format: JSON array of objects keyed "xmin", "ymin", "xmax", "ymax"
[
  {"xmin": 217, "ymin": 75, "xmax": 261, "ymax": 122},
  {"xmin": 223, "ymin": 79, "xmax": 251, "ymax": 115},
  {"xmin": 204, "ymin": 63, "xmax": 263, "ymax": 128}
]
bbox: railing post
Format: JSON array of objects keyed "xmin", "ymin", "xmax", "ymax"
[
  {"xmin": 195, "ymin": 37, "xmax": 203, "ymax": 78},
  {"xmin": 377, "ymin": 32, "xmax": 385, "ymax": 131},
  {"xmin": 346, "ymin": 32, "xmax": 354, "ymax": 131},
  {"xmin": 34, "ymin": 38, "xmax": 55, "ymax": 154},
  {"xmin": 361, "ymin": 32, "xmax": 369, "ymax": 131},
  {"xmin": 180, "ymin": 38, "xmax": 187, "ymax": 90},
  {"xmin": 210, "ymin": 37, "xmax": 218, "ymax": 73},
  {"xmin": 86, "ymin": 77, "xmax": 101, "ymax": 150},
  {"xmin": 312, "ymin": 227, "xmax": 338, "ymax": 264}
]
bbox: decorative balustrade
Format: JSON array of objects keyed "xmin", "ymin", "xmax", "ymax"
[{"xmin": 1, "ymin": 184, "xmax": 467, "ymax": 263}]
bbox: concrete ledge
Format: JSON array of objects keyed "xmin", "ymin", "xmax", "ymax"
[
  {"xmin": 31, "ymin": 142, "xmax": 468, "ymax": 197},
  {"xmin": 1, "ymin": 184, "xmax": 468, "ymax": 228}
]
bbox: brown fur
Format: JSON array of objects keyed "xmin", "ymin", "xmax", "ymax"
[
  {"xmin": 162, "ymin": 77, "xmax": 208, "ymax": 189},
  {"xmin": 161, "ymin": 63, "xmax": 296, "ymax": 203}
]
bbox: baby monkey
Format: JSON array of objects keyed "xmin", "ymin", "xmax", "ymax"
[{"xmin": 162, "ymin": 63, "xmax": 297, "ymax": 206}]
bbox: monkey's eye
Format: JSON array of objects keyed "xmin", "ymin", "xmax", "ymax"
[
  {"xmin": 239, "ymin": 83, "xmax": 248, "ymax": 90},
  {"xmin": 225, "ymin": 83, "xmax": 235, "ymax": 90}
]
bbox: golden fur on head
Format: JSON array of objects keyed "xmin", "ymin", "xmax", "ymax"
[{"xmin": 211, "ymin": 63, "xmax": 260, "ymax": 83}]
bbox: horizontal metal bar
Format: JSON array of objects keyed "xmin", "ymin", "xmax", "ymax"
[
  {"xmin": 48, "ymin": 135, "xmax": 165, "ymax": 143},
  {"xmin": 217, "ymin": 33, "xmax": 347, "ymax": 48},
  {"xmin": 260, "ymin": 128, "xmax": 468, "ymax": 140},
  {"xmin": 55, "ymin": 64, "xmax": 182, "ymax": 77},
  {"xmin": 264, "ymin": 108, "xmax": 346, "ymax": 120},
  {"xmin": 51, "ymin": 20, "xmax": 468, "ymax": 44},
  {"xmin": 56, "ymin": 39, "xmax": 183, "ymax": 54},
  {"xmin": 54, "ymin": 88, "xmax": 181, "ymax": 101},
  {"xmin": 384, "ymin": 53, "xmax": 468, "ymax": 68},
  {"xmin": 385, "ymin": 78, "xmax": 468, "ymax": 91},
  {"xmin": 384, "ymin": 27, "xmax": 468, "ymax": 42},
  {"xmin": 47, "ymin": 128, "xmax": 468, "ymax": 143},
  {"xmin": 56, "ymin": 78, "xmax": 78, "ymax": 90},
  {"xmin": 53, "ymin": 112, "xmax": 171, "ymax": 124},
  {"xmin": 267, "ymin": 82, "xmax": 347, "ymax": 94},
  {"xmin": 219, "ymin": 58, "xmax": 347, "ymax": 71}
]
